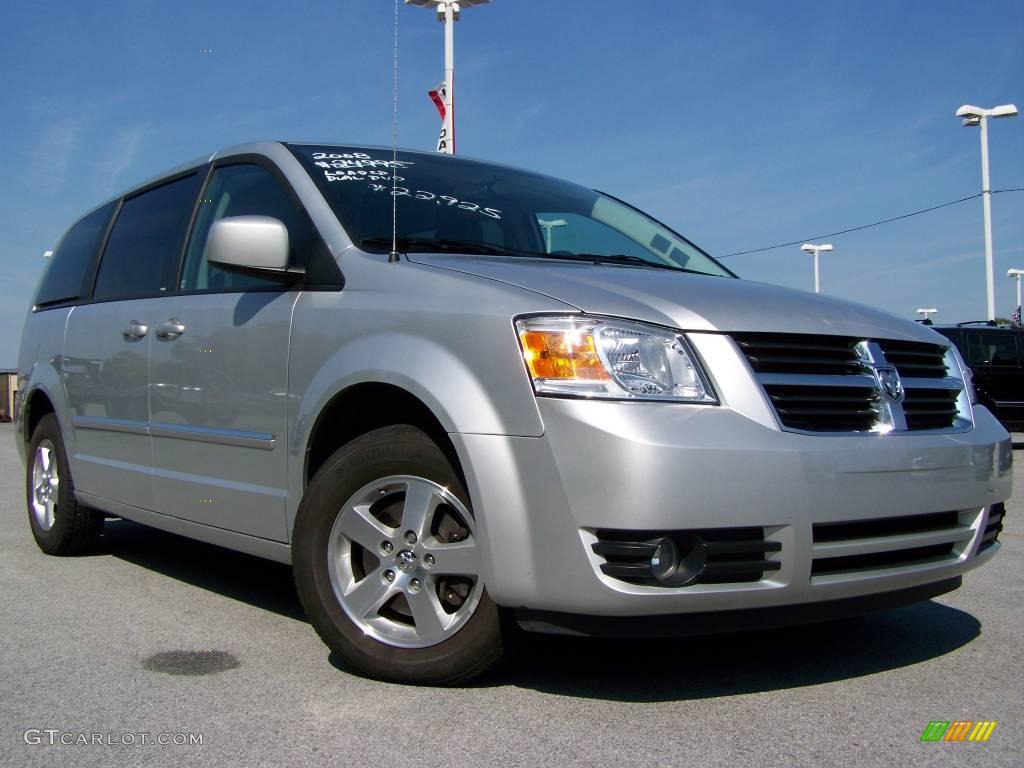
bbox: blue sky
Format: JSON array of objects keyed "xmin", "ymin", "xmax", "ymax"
[{"xmin": 2, "ymin": 0, "xmax": 1022, "ymax": 366}]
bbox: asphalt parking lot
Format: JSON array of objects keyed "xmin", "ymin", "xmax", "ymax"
[{"xmin": 1, "ymin": 421, "xmax": 1022, "ymax": 767}]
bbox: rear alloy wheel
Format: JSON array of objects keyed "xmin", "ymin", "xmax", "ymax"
[
  {"xmin": 31, "ymin": 439, "xmax": 60, "ymax": 532},
  {"xmin": 293, "ymin": 425, "xmax": 503, "ymax": 685},
  {"xmin": 26, "ymin": 413, "xmax": 103, "ymax": 555}
]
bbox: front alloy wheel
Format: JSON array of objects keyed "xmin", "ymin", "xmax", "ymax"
[
  {"xmin": 328, "ymin": 475, "xmax": 483, "ymax": 648},
  {"xmin": 293, "ymin": 425, "xmax": 504, "ymax": 685}
]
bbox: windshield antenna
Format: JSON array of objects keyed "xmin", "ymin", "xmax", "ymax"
[{"xmin": 388, "ymin": 0, "xmax": 401, "ymax": 263}]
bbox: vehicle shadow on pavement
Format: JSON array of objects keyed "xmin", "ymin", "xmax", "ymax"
[
  {"xmin": 499, "ymin": 601, "xmax": 980, "ymax": 701},
  {"xmin": 97, "ymin": 518, "xmax": 307, "ymax": 622},
  {"xmin": 94, "ymin": 519, "xmax": 981, "ymax": 699}
]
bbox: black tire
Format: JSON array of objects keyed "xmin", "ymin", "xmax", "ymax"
[
  {"xmin": 26, "ymin": 414, "xmax": 103, "ymax": 555},
  {"xmin": 293, "ymin": 425, "xmax": 504, "ymax": 685}
]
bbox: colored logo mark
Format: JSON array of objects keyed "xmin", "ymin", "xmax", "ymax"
[{"xmin": 920, "ymin": 721, "xmax": 997, "ymax": 742}]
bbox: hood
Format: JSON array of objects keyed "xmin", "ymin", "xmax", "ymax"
[{"xmin": 408, "ymin": 254, "xmax": 945, "ymax": 343}]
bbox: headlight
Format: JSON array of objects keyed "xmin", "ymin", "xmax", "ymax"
[{"xmin": 515, "ymin": 315, "xmax": 717, "ymax": 402}]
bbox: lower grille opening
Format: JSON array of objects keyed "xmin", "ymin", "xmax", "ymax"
[
  {"xmin": 814, "ymin": 511, "xmax": 959, "ymax": 542},
  {"xmin": 812, "ymin": 543, "xmax": 955, "ymax": 575},
  {"xmin": 979, "ymin": 503, "xmax": 1005, "ymax": 553},
  {"xmin": 811, "ymin": 510, "xmax": 965, "ymax": 577},
  {"xmin": 592, "ymin": 527, "xmax": 781, "ymax": 587}
]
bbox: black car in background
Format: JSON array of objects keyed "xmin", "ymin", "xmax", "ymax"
[{"xmin": 932, "ymin": 323, "xmax": 1024, "ymax": 431}]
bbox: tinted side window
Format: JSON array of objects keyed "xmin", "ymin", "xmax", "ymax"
[
  {"xmin": 35, "ymin": 201, "xmax": 117, "ymax": 308},
  {"xmin": 180, "ymin": 164, "xmax": 308, "ymax": 292},
  {"xmin": 967, "ymin": 332, "xmax": 1021, "ymax": 367},
  {"xmin": 93, "ymin": 174, "xmax": 202, "ymax": 301}
]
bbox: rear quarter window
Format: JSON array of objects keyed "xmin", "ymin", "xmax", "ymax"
[{"xmin": 34, "ymin": 201, "xmax": 117, "ymax": 308}]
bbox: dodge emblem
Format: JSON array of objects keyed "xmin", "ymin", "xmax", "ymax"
[{"xmin": 875, "ymin": 366, "xmax": 905, "ymax": 403}]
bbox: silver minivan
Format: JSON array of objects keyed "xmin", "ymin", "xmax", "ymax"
[{"xmin": 15, "ymin": 142, "xmax": 1011, "ymax": 684}]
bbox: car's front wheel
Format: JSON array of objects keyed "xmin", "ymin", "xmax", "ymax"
[{"xmin": 293, "ymin": 425, "xmax": 504, "ymax": 685}]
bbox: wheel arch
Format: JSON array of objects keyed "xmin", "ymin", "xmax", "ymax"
[
  {"xmin": 20, "ymin": 361, "xmax": 75, "ymax": 448},
  {"xmin": 303, "ymin": 381, "xmax": 467, "ymax": 492},
  {"xmin": 24, "ymin": 387, "xmax": 56, "ymax": 444}
]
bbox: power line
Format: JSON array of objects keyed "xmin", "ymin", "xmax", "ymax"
[{"xmin": 720, "ymin": 188, "xmax": 1023, "ymax": 259}]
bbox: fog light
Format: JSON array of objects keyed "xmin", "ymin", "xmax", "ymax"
[
  {"xmin": 651, "ymin": 536, "xmax": 707, "ymax": 587},
  {"xmin": 650, "ymin": 538, "xmax": 679, "ymax": 583}
]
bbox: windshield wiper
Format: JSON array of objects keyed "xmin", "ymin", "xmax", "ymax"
[
  {"xmin": 360, "ymin": 238, "xmax": 701, "ymax": 273},
  {"xmin": 539, "ymin": 252, "xmax": 695, "ymax": 272},
  {"xmin": 359, "ymin": 237, "xmax": 533, "ymax": 257}
]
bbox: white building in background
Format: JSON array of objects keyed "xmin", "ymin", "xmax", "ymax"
[{"xmin": 1, "ymin": 370, "xmax": 16, "ymax": 421}]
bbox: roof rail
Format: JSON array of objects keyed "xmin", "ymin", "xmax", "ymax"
[{"xmin": 956, "ymin": 320, "xmax": 1000, "ymax": 327}]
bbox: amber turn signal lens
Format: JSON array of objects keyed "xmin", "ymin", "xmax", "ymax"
[{"xmin": 519, "ymin": 329, "xmax": 610, "ymax": 381}]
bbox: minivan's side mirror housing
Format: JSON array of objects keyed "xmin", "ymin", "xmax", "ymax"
[{"xmin": 207, "ymin": 216, "xmax": 291, "ymax": 274}]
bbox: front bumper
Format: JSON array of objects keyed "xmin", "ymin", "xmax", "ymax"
[{"xmin": 453, "ymin": 398, "xmax": 1011, "ymax": 617}]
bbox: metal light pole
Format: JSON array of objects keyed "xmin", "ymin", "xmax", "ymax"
[
  {"xmin": 1008, "ymin": 268, "xmax": 1024, "ymax": 317},
  {"xmin": 800, "ymin": 243, "xmax": 833, "ymax": 293},
  {"xmin": 406, "ymin": 0, "xmax": 491, "ymax": 154},
  {"xmin": 956, "ymin": 103, "xmax": 1019, "ymax": 321}
]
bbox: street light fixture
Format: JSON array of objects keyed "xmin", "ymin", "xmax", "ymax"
[
  {"xmin": 800, "ymin": 243, "xmax": 833, "ymax": 293},
  {"xmin": 1007, "ymin": 268, "xmax": 1024, "ymax": 323},
  {"xmin": 537, "ymin": 218, "xmax": 567, "ymax": 252},
  {"xmin": 406, "ymin": 0, "xmax": 491, "ymax": 154},
  {"xmin": 955, "ymin": 102, "xmax": 1019, "ymax": 321}
]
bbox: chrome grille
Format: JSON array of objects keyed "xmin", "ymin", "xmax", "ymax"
[
  {"xmin": 732, "ymin": 333, "xmax": 969, "ymax": 434},
  {"xmin": 735, "ymin": 334, "xmax": 862, "ymax": 375},
  {"xmin": 902, "ymin": 388, "xmax": 961, "ymax": 430},
  {"xmin": 764, "ymin": 384, "xmax": 879, "ymax": 432},
  {"xmin": 876, "ymin": 340, "xmax": 948, "ymax": 378}
]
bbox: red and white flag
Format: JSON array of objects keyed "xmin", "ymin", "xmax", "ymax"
[{"xmin": 428, "ymin": 81, "xmax": 453, "ymax": 154}]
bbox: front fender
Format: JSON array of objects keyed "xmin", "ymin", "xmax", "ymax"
[
  {"xmin": 293, "ymin": 331, "xmax": 522, "ymax": 441},
  {"xmin": 281, "ymin": 254, "xmax": 575, "ymax": 542},
  {"xmin": 285, "ymin": 328, "xmax": 548, "ymax": 538}
]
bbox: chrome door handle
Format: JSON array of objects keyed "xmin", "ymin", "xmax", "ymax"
[
  {"xmin": 156, "ymin": 319, "xmax": 187, "ymax": 339},
  {"xmin": 121, "ymin": 321, "xmax": 149, "ymax": 339}
]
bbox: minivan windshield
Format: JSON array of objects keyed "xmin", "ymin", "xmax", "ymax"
[{"xmin": 289, "ymin": 145, "xmax": 733, "ymax": 278}]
